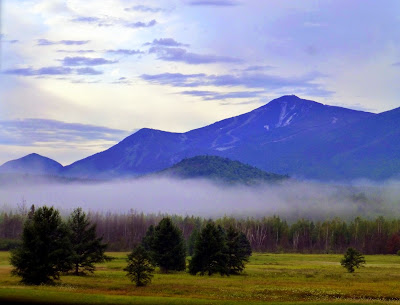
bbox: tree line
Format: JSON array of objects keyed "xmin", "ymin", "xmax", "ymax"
[
  {"xmin": 1, "ymin": 209, "xmax": 400, "ymax": 254},
  {"xmin": 10, "ymin": 206, "xmax": 252, "ymax": 286}
]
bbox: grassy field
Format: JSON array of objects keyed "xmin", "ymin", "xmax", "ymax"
[{"xmin": 1, "ymin": 251, "xmax": 400, "ymax": 305}]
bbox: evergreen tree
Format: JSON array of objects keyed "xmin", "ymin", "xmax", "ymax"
[
  {"xmin": 225, "ymin": 226, "xmax": 252, "ymax": 274},
  {"xmin": 68, "ymin": 208, "xmax": 110, "ymax": 275},
  {"xmin": 141, "ymin": 224, "xmax": 156, "ymax": 264},
  {"xmin": 152, "ymin": 218, "xmax": 186, "ymax": 273},
  {"xmin": 239, "ymin": 232, "xmax": 252, "ymax": 257},
  {"xmin": 189, "ymin": 222, "xmax": 229, "ymax": 276},
  {"xmin": 142, "ymin": 225, "xmax": 155, "ymax": 252},
  {"xmin": 341, "ymin": 247, "xmax": 366, "ymax": 273},
  {"xmin": 187, "ymin": 228, "xmax": 199, "ymax": 256},
  {"xmin": 10, "ymin": 206, "xmax": 73, "ymax": 285},
  {"xmin": 124, "ymin": 245, "xmax": 154, "ymax": 287}
]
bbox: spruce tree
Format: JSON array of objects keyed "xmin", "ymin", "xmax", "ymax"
[
  {"xmin": 142, "ymin": 224, "xmax": 155, "ymax": 251},
  {"xmin": 225, "ymin": 226, "xmax": 252, "ymax": 274},
  {"xmin": 187, "ymin": 228, "xmax": 199, "ymax": 256},
  {"xmin": 124, "ymin": 245, "xmax": 154, "ymax": 287},
  {"xmin": 341, "ymin": 247, "xmax": 366, "ymax": 273},
  {"xmin": 10, "ymin": 206, "xmax": 73, "ymax": 285},
  {"xmin": 189, "ymin": 222, "xmax": 229, "ymax": 276},
  {"xmin": 152, "ymin": 218, "xmax": 186, "ymax": 273},
  {"xmin": 68, "ymin": 208, "xmax": 110, "ymax": 275}
]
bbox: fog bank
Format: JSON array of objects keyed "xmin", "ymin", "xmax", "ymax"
[{"xmin": 1, "ymin": 177, "xmax": 400, "ymax": 220}]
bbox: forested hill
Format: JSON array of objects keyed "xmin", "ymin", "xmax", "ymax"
[{"xmin": 157, "ymin": 155, "xmax": 288, "ymax": 185}]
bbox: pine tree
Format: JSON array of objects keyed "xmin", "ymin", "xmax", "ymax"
[
  {"xmin": 10, "ymin": 206, "xmax": 73, "ymax": 285},
  {"xmin": 142, "ymin": 225, "xmax": 155, "ymax": 252},
  {"xmin": 225, "ymin": 226, "xmax": 252, "ymax": 274},
  {"xmin": 152, "ymin": 218, "xmax": 186, "ymax": 273},
  {"xmin": 124, "ymin": 245, "xmax": 154, "ymax": 287},
  {"xmin": 189, "ymin": 222, "xmax": 229, "ymax": 276},
  {"xmin": 187, "ymin": 228, "xmax": 199, "ymax": 256},
  {"xmin": 341, "ymin": 247, "xmax": 366, "ymax": 273},
  {"xmin": 68, "ymin": 208, "xmax": 110, "ymax": 275}
]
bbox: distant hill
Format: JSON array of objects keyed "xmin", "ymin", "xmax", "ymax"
[
  {"xmin": 156, "ymin": 155, "xmax": 289, "ymax": 185},
  {"xmin": 0, "ymin": 153, "xmax": 63, "ymax": 175}
]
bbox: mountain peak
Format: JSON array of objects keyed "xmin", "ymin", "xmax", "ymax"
[
  {"xmin": 0, "ymin": 153, "xmax": 63, "ymax": 175},
  {"xmin": 267, "ymin": 95, "xmax": 321, "ymax": 107},
  {"xmin": 25, "ymin": 153, "xmax": 44, "ymax": 159},
  {"xmin": 274, "ymin": 94, "xmax": 301, "ymax": 100}
]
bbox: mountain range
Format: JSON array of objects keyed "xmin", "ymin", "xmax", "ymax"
[{"xmin": 1, "ymin": 95, "xmax": 399, "ymax": 181}]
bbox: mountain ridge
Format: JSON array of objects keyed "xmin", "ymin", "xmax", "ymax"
[{"xmin": 2, "ymin": 95, "xmax": 399, "ymax": 181}]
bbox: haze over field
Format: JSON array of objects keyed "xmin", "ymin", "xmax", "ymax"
[{"xmin": 1, "ymin": 178, "xmax": 400, "ymax": 220}]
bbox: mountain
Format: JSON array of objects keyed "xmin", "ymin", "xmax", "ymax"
[
  {"xmin": 63, "ymin": 128, "xmax": 185, "ymax": 178},
  {"xmin": 0, "ymin": 153, "xmax": 63, "ymax": 175},
  {"xmin": 319, "ymin": 106, "xmax": 400, "ymax": 179},
  {"xmin": 156, "ymin": 155, "xmax": 289, "ymax": 185},
  {"xmin": 64, "ymin": 95, "xmax": 382, "ymax": 180},
  {"xmin": 6, "ymin": 95, "xmax": 400, "ymax": 180}
]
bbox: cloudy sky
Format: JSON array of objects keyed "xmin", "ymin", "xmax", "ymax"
[{"xmin": 1, "ymin": 0, "xmax": 400, "ymax": 165}]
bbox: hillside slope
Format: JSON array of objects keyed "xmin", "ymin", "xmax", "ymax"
[{"xmin": 157, "ymin": 155, "xmax": 289, "ymax": 184}]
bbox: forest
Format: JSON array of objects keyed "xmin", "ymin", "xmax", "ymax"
[{"xmin": 1, "ymin": 207, "xmax": 400, "ymax": 255}]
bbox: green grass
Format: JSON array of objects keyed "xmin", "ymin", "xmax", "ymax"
[{"xmin": 1, "ymin": 251, "xmax": 400, "ymax": 304}]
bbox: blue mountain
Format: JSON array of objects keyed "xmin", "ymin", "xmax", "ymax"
[
  {"xmin": 64, "ymin": 95, "xmax": 397, "ymax": 180},
  {"xmin": 0, "ymin": 153, "xmax": 63, "ymax": 175},
  {"xmin": 5, "ymin": 95, "xmax": 399, "ymax": 181}
]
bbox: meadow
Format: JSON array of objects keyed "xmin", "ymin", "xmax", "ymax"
[{"xmin": 0, "ymin": 251, "xmax": 400, "ymax": 305}]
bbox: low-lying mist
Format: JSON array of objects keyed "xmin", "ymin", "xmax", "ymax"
[{"xmin": 1, "ymin": 177, "xmax": 400, "ymax": 220}]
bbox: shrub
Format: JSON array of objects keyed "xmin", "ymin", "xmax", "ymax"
[
  {"xmin": 125, "ymin": 245, "xmax": 154, "ymax": 287},
  {"xmin": 340, "ymin": 247, "xmax": 366, "ymax": 273}
]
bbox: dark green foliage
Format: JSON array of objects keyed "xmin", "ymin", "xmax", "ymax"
[
  {"xmin": 141, "ymin": 225, "xmax": 155, "ymax": 252},
  {"xmin": 187, "ymin": 228, "xmax": 199, "ymax": 256},
  {"xmin": 0, "ymin": 239, "xmax": 22, "ymax": 250},
  {"xmin": 68, "ymin": 208, "xmax": 110, "ymax": 275},
  {"xmin": 341, "ymin": 247, "xmax": 366, "ymax": 273},
  {"xmin": 124, "ymin": 245, "xmax": 154, "ymax": 287},
  {"xmin": 225, "ymin": 227, "xmax": 252, "ymax": 274},
  {"xmin": 141, "ymin": 225, "xmax": 156, "ymax": 264},
  {"xmin": 159, "ymin": 155, "xmax": 288, "ymax": 185},
  {"xmin": 10, "ymin": 206, "xmax": 73, "ymax": 285},
  {"xmin": 189, "ymin": 222, "xmax": 229, "ymax": 276},
  {"xmin": 151, "ymin": 218, "xmax": 186, "ymax": 273}
]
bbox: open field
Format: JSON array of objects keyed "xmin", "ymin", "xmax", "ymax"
[{"xmin": 1, "ymin": 251, "xmax": 400, "ymax": 305}]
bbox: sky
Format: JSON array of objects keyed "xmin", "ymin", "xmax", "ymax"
[{"xmin": 1, "ymin": 0, "xmax": 400, "ymax": 166}]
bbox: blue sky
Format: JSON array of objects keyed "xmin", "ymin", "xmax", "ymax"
[{"xmin": 1, "ymin": 0, "xmax": 400, "ymax": 165}]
